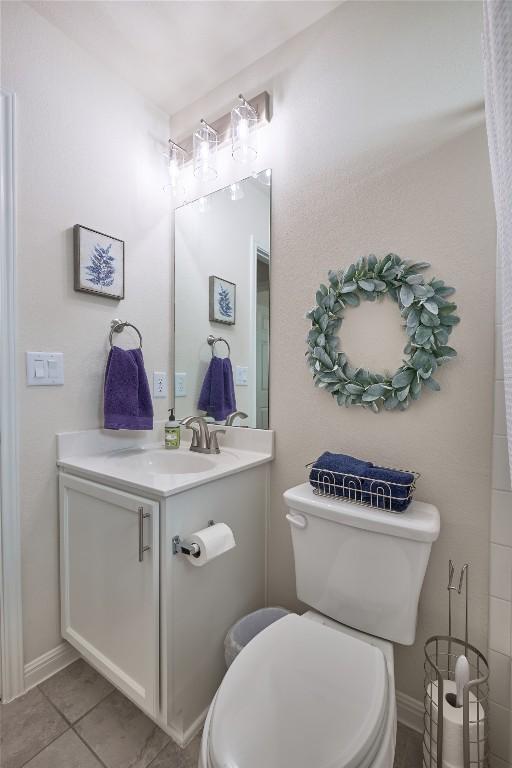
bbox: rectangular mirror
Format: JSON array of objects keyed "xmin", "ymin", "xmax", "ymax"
[{"xmin": 174, "ymin": 169, "xmax": 271, "ymax": 428}]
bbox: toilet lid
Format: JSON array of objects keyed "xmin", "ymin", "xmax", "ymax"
[{"xmin": 208, "ymin": 614, "xmax": 388, "ymax": 768}]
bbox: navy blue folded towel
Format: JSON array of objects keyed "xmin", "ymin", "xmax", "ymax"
[
  {"xmin": 309, "ymin": 451, "xmax": 414, "ymax": 512},
  {"xmin": 363, "ymin": 466, "xmax": 415, "ymax": 512},
  {"xmin": 309, "ymin": 452, "xmax": 372, "ymax": 502}
]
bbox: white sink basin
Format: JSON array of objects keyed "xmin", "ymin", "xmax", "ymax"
[
  {"xmin": 106, "ymin": 448, "xmax": 216, "ymax": 475},
  {"xmin": 57, "ymin": 428, "xmax": 274, "ymax": 497}
]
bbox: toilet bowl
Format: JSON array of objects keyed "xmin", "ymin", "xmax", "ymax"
[
  {"xmin": 199, "ymin": 611, "xmax": 396, "ymax": 768},
  {"xmin": 199, "ymin": 483, "xmax": 439, "ymax": 768}
]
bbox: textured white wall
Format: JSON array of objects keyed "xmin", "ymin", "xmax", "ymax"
[
  {"xmin": 171, "ymin": 0, "xmax": 496, "ymax": 703},
  {"xmin": 1, "ymin": 1, "xmax": 171, "ymax": 664}
]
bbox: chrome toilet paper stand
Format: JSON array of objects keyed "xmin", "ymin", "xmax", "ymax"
[{"xmin": 423, "ymin": 561, "xmax": 489, "ymax": 768}]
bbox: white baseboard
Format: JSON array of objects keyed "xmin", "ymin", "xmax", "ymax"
[
  {"xmin": 24, "ymin": 641, "xmax": 79, "ymax": 691},
  {"xmin": 396, "ymin": 690, "xmax": 423, "ymax": 734}
]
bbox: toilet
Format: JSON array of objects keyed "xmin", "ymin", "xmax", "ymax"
[{"xmin": 199, "ymin": 482, "xmax": 440, "ymax": 768}]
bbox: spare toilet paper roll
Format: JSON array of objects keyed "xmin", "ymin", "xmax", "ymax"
[
  {"xmin": 184, "ymin": 523, "xmax": 236, "ymax": 567},
  {"xmin": 424, "ymin": 679, "xmax": 485, "ymax": 768}
]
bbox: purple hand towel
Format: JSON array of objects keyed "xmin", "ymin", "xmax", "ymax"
[
  {"xmin": 197, "ymin": 357, "xmax": 236, "ymax": 421},
  {"xmin": 104, "ymin": 346, "xmax": 153, "ymax": 430}
]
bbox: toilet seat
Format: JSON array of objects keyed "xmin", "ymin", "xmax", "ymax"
[{"xmin": 207, "ymin": 614, "xmax": 389, "ymax": 768}]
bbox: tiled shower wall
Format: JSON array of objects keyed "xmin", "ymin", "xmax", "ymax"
[{"xmin": 489, "ymin": 264, "xmax": 512, "ymax": 767}]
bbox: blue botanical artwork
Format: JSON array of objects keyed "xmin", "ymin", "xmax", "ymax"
[
  {"xmin": 75, "ymin": 225, "xmax": 124, "ymax": 299},
  {"xmin": 86, "ymin": 243, "xmax": 115, "ymax": 287},
  {"xmin": 210, "ymin": 276, "xmax": 236, "ymax": 325},
  {"xmin": 218, "ymin": 284, "xmax": 233, "ymax": 318}
]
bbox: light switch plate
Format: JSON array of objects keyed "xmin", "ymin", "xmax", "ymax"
[
  {"xmin": 175, "ymin": 372, "xmax": 187, "ymax": 397},
  {"xmin": 235, "ymin": 365, "xmax": 249, "ymax": 386},
  {"xmin": 26, "ymin": 352, "xmax": 64, "ymax": 386},
  {"xmin": 153, "ymin": 371, "xmax": 168, "ymax": 398}
]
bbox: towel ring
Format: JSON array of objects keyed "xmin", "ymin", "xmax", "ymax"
[
  {"xmin": 207, "ymin": 334, "xmax": 230, "ymax": 358},
  {"xmin": 109, "ymin": 319, "xmax": 143, "ymax": 349}
]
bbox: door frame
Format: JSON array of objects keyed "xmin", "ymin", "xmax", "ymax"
[
  {"xmin": 0, "ymin": 89, "xmax": 25, "ymax": 701},
  {"xmin": 248, "ymin": 238, "xmax": 270, "ymax": 428}
]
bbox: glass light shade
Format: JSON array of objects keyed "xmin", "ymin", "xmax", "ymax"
[
  {"xmin": 231, "ymin": 98, "xmax": 258, "ymax": 163},
  {"xmin": 193, "ymin": 122, "xmax": 218, "ymax": 180},
  {"xmin": 197, "ymin": 196, "xmax": 211, "ymax": 214},
  {"xmin": 229, "ymin": 182, "xmax": 244, "ymax": 202},
  {"xmin": 168, "ymin": 142, "xmax": 186, "ymax": 191}
]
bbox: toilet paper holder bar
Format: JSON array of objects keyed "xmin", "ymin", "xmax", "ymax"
[{"xmin": 172, "ymin": 520, "xmax": 215, "ymax": 556}]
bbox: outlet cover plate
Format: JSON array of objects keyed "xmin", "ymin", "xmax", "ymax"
[
  {"xmin": 153, "ymin": 371, "xmax": 168, "ymax": 398},
  {"xmin": 175, "ymin": 372, "xmax": 187, "ymax": 397}
]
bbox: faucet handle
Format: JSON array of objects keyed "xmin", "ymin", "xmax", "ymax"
[{"xmin": 209, "ymin": 429, "xmax": 226, "ymax": 453}]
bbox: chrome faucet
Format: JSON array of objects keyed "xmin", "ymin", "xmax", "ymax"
[
  {"xmin": 225, "ymin": 410, "xmax": 248, "ymax": 426},
  {"xmin": 181, "ymin": 416, "xmax": 226, "ymax": 454}
]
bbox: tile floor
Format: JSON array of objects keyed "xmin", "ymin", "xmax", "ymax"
[{"xmin": 0, "ymin": 658, "xmax": 422, "ymax": 768}]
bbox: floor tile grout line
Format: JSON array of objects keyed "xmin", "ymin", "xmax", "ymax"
[
  {"xmin": 15, "ymin": 687, "xmax": 71, "ymax": 768},
  {"xmin": 72, "ymin": 689, "xmax": 117, "ymax": 728},
  {"xmin": 71, "ymin": 724, "xmax": 111, "ymax": 768}
]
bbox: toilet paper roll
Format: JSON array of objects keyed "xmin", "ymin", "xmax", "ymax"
[
  {"xmin": 424, "ymin": 679, "xmax": 485, "ymax": 768},
  {"xmin": 184, "ymin": 523, "xmax": 236, "ymax": 567}
]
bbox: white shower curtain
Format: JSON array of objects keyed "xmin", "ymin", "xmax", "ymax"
[{"xmin": 483, "ymin": 1, "xmax": 512, "ymax": 471}]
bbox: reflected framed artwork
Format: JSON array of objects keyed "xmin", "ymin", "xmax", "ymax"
[{"xmin": 209, "ymin": 275, "xmax": 236, "ymax": 325}]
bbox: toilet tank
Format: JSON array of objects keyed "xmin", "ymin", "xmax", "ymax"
[{"xmin": 284, "ymin": 484, "xmax": 440, "ymax": 645}]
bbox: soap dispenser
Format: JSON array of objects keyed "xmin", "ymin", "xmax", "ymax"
[{"xmin": 165, "ymin": 408, "xmax": 180, "ymax": 450}]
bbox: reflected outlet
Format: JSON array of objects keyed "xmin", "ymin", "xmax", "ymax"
[{"xmin": 175, "ymin": 372, "xmax": 187, "ymax": 397}]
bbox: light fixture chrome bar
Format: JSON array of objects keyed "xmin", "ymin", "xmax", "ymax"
[
  {"xmin": 168, "ymin": 138, "xmax": 187, "ymax": 154},
  {"xmin": 178, "ymin": 91, "xmax": 270, "ymax": 157}
]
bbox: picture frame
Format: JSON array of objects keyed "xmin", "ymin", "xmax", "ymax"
[
  {"xmin": 73, "ymin": 224, "xmax": 125, "ymax": 300},
  {"xmin": 209, "ymin": 275, "xmax": 236, "ymax": 325}
]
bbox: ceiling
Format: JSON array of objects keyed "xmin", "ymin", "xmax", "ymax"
[{"xmin": 30, "ymin": 1, "xmax": 340, "ymax": 116}]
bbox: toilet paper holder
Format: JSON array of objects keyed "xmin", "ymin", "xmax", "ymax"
[
  {"xmin": 172, "ymin": 520, "xmax": 215, "ymax": 556},
  {"xmin": 423, "ymin": 561, "xmax": 489, "ymax": 768}
]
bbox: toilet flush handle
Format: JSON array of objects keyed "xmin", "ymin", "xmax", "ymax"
[{"xmin": 286, "ymin": 512, "xmax": 308, "ymax": 530}]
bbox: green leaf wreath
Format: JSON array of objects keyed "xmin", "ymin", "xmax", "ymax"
[{"xmin": 305, "ymin": 254, "xmax": 459, "ymax": 412}]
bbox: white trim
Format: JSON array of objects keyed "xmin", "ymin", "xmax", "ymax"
[
  {"xmin": 24, "ymin": 642, "xmax": 79, "ymax": 692},
  {"xmin": 0, "ymin": 90, "xmax": 24, "ymax": 702},
  {"xmin": 396, "ymin": 689, "xmax": 423, "ymax": 734},
  {"xmin": 248, "ymin": 236, "xmax": 257, "ymax": 427}
]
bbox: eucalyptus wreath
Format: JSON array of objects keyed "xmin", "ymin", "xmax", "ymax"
[{"xmin": 305, "ymin": 254, "xmax": 459, "ymax": 412}]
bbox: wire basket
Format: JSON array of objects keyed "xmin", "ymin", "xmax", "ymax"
[
  {"xmin": 423, "ymin": 635, "xmax": 489, "ymax": 768},
  {"xmin": 306, "ymin": 462, "xmax": 419, "ymax": 513}
]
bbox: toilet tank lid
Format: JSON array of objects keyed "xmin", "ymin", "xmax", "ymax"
[{"xmin": 284, "ymin": 483, "xmax": 440, "ymax": 543}]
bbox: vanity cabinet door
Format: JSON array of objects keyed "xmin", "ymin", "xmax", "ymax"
[{"xmin": 59, "ymin": 474, "xmax": 159, "ymax": 717}]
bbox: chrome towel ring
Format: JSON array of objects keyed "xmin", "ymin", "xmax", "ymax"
[
  {"xmin": 109, "ymin": 319, "xmax": 143, "ymax": 349},
  {"xmin": 207, "ymin": 334, "xmax": 230, "ymax": 358}
]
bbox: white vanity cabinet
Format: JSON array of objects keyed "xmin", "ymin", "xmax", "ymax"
[
  {"xmin": 57, "ymin": 426, "xmax": 273, "ymax": 745},
  {"xmin": 59, "ymin": 474, "xmax": 160, "ymax": 717}
]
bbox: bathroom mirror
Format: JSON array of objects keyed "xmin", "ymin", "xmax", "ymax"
[{"xmin": 174, "ymin": 169, "xmax": 271, "ymax": 428}]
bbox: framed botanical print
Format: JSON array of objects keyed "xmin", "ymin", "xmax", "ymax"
[
  {"xmin": 209, "ymin": 275, "xmax": 236, "ymax": 325},
  {"xmin": 74, "ymin": 224, "xmax": 124, "ymax": 299}
]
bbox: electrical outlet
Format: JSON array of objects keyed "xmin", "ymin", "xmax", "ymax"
[
  {"xmin": 175, "ymin": 372, "xmax": 187, "ymax": 397},
  {"xmin": 153, "ymin": 371, "xmax": 168, "ymax": 398},
  {"xmin": 235, "ymin": 366, "xmax": 249, "ymax": 386}
]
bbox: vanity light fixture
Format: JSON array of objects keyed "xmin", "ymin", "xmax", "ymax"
[
  {"xmin": 193, "ymin": 119, "xmax": 218, "ymax": 180},
  {"xmin": 167, "ymin": 139, "xmax": 187, "ymax": 193},
  {"xmin": 231, "ymin": 94, "xmax": 258, "ymax": 163}
]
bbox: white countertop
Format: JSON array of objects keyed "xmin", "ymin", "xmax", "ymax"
[{"xmin": 57, "ymin": 424, "xmax": 274, "ymax": 498}]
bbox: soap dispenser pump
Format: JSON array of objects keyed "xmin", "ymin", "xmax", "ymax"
[{"xmin": 165, "ymin": 408, "xmax": 180, "ymax": 450}]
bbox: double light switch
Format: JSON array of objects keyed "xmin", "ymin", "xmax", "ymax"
[{"xmin": 26, "ymin": 352, "xmax": 64, "ymax": 386}]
